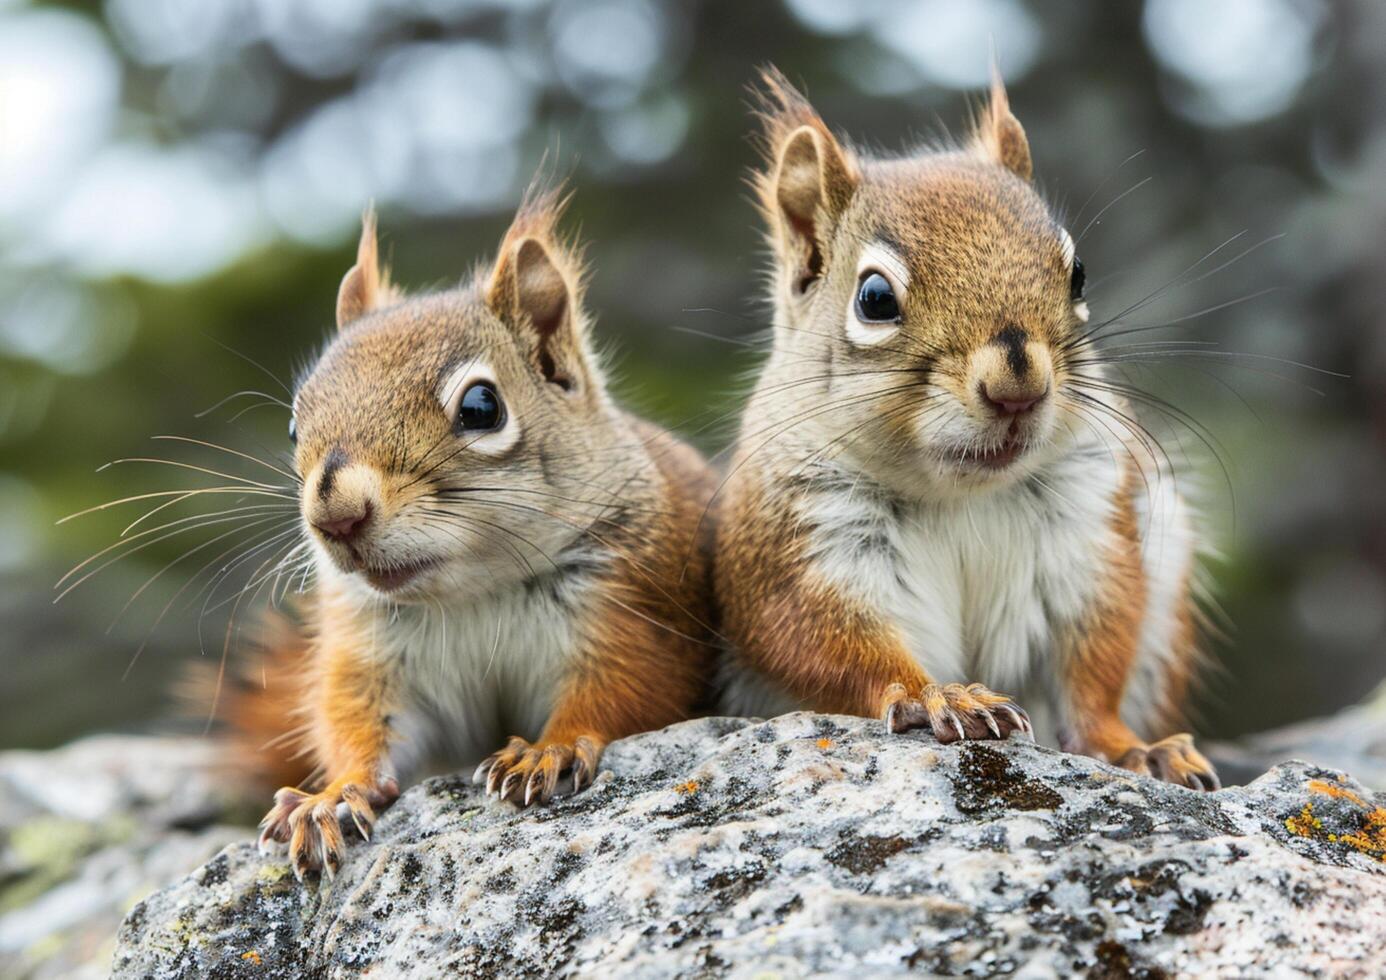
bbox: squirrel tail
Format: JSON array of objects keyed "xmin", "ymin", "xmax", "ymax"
[{"xmin": 178, "ymin": 608, "xmax": 316, "ymax": 794}]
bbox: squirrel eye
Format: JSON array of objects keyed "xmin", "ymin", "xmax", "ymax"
[
  {"xmin": 455, "ymin": 382, "xmax": 504, "ymax": 433},
  {"xmin": 1070, "ymin": 257, "xmax": 1086, "ymax": 303},
  {"xmin": 856, "ymin": 272, "xmax": 900, "ymax": 323},
  {"xmin": 288, "ymin": 417, "xmax": 297, "ymax": 444}
]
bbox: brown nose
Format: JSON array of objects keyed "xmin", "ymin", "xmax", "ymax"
[
  {"xmin": 313, "ymin": 503, "xmax": 371, "ymax": 543},
  {"xmin": 981, "ymin": 382, "xmax": 1046, "ymax": 416}
]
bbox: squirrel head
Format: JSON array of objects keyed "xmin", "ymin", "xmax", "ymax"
[
  {"xmin": 751, "ymin": 67, "xmax": 1090, "ymax": 497},
  {"xmin": 290, "ymin": 189, "xmax": 626, "ymax": 601}
]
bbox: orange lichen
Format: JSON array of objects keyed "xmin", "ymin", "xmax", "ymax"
[
  {"xmin": 816, "ymin": 738, "xmax": 833, "ymax": 750},
  {"xmin": 1307, "ymin": 779, "xmax": 1369, "ymax": 808},
  {"xmin": 1285, "ymin": 780, "xmax": 1386, "ymax": 862},
  {"xmin": 1285, "ymin": 803, "xmax": 1321, "ymax": 838},
  {"xmin": 674, "ymin": 780, "xmax": 699, "ymax": 795},
  {"xmin": 241, "ymin": 951, "xmax": 262, "ymax": 966}
]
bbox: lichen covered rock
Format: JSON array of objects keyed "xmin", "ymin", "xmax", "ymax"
[
  {"xmin": 0, "ymin": 737, "xmax": 246, "ymax": 980},
  {"xmin": 110, "ymin": 714, "xmax": 1386, "ymax": 978}
]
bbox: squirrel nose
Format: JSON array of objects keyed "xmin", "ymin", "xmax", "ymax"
[
  {"xmin": 981, "ymin": 382, "xmax": 1046, "ymax": 416},
  {"xmin": 313, "ymin": 503, "xmax": 372, "ymax": 543}
]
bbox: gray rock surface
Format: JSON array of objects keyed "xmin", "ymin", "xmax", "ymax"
[
  {"xmin": 0, "ymin": 736, "xmax": 246, "ymax": 980},
  {"xmin": 1208, "ymin": 682, "xmax": 1386, "ymax": 791},
  {"xmin": 109, "ymin": 713, "xmax": 1386, "ymax": 979}
]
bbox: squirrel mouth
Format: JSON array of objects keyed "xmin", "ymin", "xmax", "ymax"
[
  {"xmin": 362, "ymin": 557, "xmax": 441, "ymax": 593},
  {"xmin": 944, "ymin": 434, "xmax": 1025, "ymax": 471}
]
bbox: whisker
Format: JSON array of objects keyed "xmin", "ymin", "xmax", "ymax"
[
  {"xmin": 58, "ymin": 487, "xmax": 295, "ymax": 526},
  {"xmin": 97, "ymin": 457, "xmax": 292, "ymax": 493},
  {"xmin": 1075, "ymin": 175, "xmax": 1152, "ymax": 242},
  {"xmin": 151, "ymin": 435, "xmax": 301, "ymax": 483},
  {"xmin": 195, "ymin": 389, "xmax": 292, "ymax": 418}
]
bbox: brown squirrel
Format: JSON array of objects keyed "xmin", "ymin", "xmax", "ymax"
[
  {"xmin": 246, "ymin": 189, "xmax": 716, "ymax": 879},
  {"xmin": 713, "ymin": 68, "xmax": 1219, "ymax": 792}
]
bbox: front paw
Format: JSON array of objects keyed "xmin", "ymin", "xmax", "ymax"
[
  {"xmin": 257, "ymin": 777, "xmax": 399, "ymax": 881},
  {"xmin": 883, "ymin": 682, "xmax": 1033, "ymax": 742},
  {"xmin": 473, "ymin": 735, "xmax": 603, "ymax": 807},
  {"xmin": 1116, "ymin": 733, "xmax": 1220, "ymax": 792}
]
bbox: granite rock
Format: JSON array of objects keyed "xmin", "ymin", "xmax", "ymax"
[{"xmin": 108, "ymin": 713, "xmax": 1386, "ymax": 978}]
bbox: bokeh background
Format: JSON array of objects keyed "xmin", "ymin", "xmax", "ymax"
[{"xmin": 2, "ymin": 0, "xmax": 1382, "ymax": 750}]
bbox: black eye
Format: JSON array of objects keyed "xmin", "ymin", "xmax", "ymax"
[
  {"xmin": 288, "ymin": 417, "xmax": 297, "ymax": 444},
  {"xmin": 1070, "ymin": 257, "xmax": 1086, "ymax": 302},
  {"xmin": 856, "ymin": 272, "xmax": 900, "ymax": 323},
  {"xmin": 455, "ymin": 382, "xmax": 504, "ymax": 433}
]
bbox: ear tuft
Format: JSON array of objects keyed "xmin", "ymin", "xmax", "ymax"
[
  {"xmin": 485, "ymin": 184, "xmax": 591, "ymax": 392},
  {"xmin": 971, "ymin": 68, "xmax": 1032, "ymax": 181},
  {"xmin": 750, "ymin": 66, "xmax": 860, "ymax": 295},
  {"xmin": 336, "ymin": 206, "xmax": 402, "ymax": 329}
]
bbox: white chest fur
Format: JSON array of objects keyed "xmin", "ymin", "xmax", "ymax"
[
  {"xmin": 802, "ymin": 448, "xmax": 1122, "ymax": 721},
  {"xmin": 353, "ymin": 568, "xmax": 593, "ymax": 771}
]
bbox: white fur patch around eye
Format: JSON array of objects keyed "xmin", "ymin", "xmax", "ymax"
[
  {"xmin": 436, "ymin": 360, "xmax": 520, "ymax": 456},
  {"xmin": 1059, "ymin": 229, "xmax": 1090, "ymax": 322},
  {"xmin": 845, "ymin": 242, "xmax": 909, "ymax": 348}
]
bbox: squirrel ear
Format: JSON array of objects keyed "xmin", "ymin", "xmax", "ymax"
[
  {"xmin": 336, "ymin": 207, "xmax": 399, "ymax": 329},
  {"xmin": 485, "ymin": 192, "xmax": 591, "ymax": 392},
  {"xmin": 971, "ymin": 69, "xmax": 1032, "ymax": 181},
  {"xmin": 753, "ymin": 67, "xmax": 859, "ymax": 295}
]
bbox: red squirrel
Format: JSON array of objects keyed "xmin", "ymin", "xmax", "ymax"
[
  {"xmin": 713, "ymin": 68, "xmax": 1219, "ymax": 792},
  {"xmin": 242, "ymin": 189, "xmax": 716, "ymax": 879}
]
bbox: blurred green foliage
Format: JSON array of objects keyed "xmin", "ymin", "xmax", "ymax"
[{"xmin": 3, "ymin": 0, "xmax": 1383, "ymax": 748}]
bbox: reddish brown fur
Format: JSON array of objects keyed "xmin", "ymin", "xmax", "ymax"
[
  {"xmin": 247, "ymin": 191, "xmax": 719, "ymax": 877},
  {"xmin": 716, "ymin": 67, "xmax": 1214, "ymax": 786},
  {"xmin": 183, "ymin": 610, "xmax": 313, "ymax": 792},
  {"xmin": 716, "ymin": 470, "xmax": 927, "ymax": 718}
]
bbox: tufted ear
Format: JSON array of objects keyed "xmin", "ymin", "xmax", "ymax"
[
  {"xmin": 336, "ymin": 207, "xmax": 401, "ymax": 329},
  {"xmin": 971, "ymin": 69, "xmax": 1032, "ymax": 181},
  {"xmin": 485, "ymin": 189, "xmax": 592, "ymax": 393},
  {"xmin": 752, "ymin": 66, "xmax": 860, "ymax": 296}
]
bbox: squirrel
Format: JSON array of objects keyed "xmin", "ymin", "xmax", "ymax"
[
  {"xmin": 712, "ymin": 67, "xmax": 1220, "ymax": 792},
  {"xmin": 245, "ymin": 188, "xmax": 717, "ymax": 879}
]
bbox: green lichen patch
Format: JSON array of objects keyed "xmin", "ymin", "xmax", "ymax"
[{"xmin": 1, "ymin": 815, "xmax": 135, "ymax": 914}]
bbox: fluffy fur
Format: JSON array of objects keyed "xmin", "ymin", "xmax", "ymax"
[
  {"xmin": 714, "ymin": 68, "xmax": 1218, "ymax": 791},
  {"xmin": 249, "ymin": 189, "xmax": 717, "ymax": 880}
]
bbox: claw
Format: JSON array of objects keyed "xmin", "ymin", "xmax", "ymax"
[
  {"xmin": 289, "ymin": 817, "xmax": 313, "ymax": 882},
  {"xmin": 320, "ymin": 819, "xmax": 342, "ymax": 881},
  {"xmin": 479, "ymin": 736, "xmax": 603, "ymax": 808},
  {"xmin": 982, "ymin": 711, "xmax": 1002, "ymax": 739},
  {"xmin": 499, "ymin": 769, "xmax": 523, "ymax": 801},
  {"xmin": 1117, "ymin": 732, "xmax": 1220, "ymax": 792},
  {"xmin": 945, "ymin": 708, "xmax": 967, "ymax": 742},
  {"xmin": 998, "ymin": 704, "xmax": 1030, "ymax": 737},
  {"xmin": 341, "ymin": 785, "xmax": 377, "ymax": 842},
  {"xmin": 259, "ymin": 779, "xmax": 395, "ymax": 884},
  {"xmin": 487, "ymin": 763, "xmax": 506, "ymax": 797}
]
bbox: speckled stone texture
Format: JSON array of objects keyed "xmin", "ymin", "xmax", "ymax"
[
  {"xmin": 110, "ymin": 713, "xmax": 1386, "ymax": 978},
  {"xmin": 0, "ymin": 737, "xmax": 246, "ymax": 980}
]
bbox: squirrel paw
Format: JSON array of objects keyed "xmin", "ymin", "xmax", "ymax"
[
  {"xmin": 473, "ymin": 735, "xmax": 603, "ymax": 807},
  {"xmin": 257, "ymin": 777, "xmax": 400, "ymax": 881},
  {"xmin": 1116, "ymin": 733, "xmax": 1220, "ymax": 792},
  {"xmin": 883, "ymin": 682, "xmax": 1033, "ymax": 743}
]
